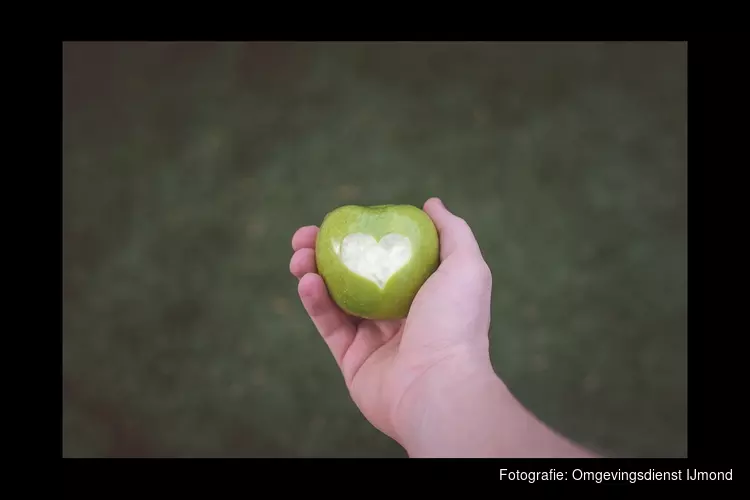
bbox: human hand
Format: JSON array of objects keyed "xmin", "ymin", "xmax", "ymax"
[{"xmin": 289, "ymin": 197, "xmax": 496, "ymax": 450}]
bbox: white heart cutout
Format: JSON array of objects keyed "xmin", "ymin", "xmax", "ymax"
[{"xmin": 334, "ymin": 233, "xmax": 412, "ymax": 289}]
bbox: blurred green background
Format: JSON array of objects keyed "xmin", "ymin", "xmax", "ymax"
[{"xmin": 62, "ymin": 41, "xmax": 687, "ymax": 458}]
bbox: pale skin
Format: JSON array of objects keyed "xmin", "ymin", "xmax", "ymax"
[{"xmin": 289, "ymin": 197, "xmax": 598, "ymax": 458}]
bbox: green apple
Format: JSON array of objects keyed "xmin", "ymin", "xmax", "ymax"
[{"xmin": 315, "ymin": 204, "xmax": 440, "ymax": 320}]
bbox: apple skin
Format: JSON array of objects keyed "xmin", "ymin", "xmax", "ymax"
[{"xmin": 315, "ymin": 204, "xmax": 440, "ymax": 320}]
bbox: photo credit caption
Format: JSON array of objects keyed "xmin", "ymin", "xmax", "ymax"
[{"xmin": 499, "ymin": 468, "xmax": 733, "ymax": 483}]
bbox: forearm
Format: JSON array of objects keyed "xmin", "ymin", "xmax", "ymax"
[{"xmin": 397, "ymin": 359, "xmax": 597, "ymax": 458}]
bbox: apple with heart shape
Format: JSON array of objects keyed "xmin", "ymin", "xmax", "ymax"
[{"xmin": 315, "ymin": 204, "xmax": 440, "ymax": 320}]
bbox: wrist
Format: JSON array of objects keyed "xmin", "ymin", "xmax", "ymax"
[
  {"xmin": 393, "ymin": 348, "xmax": 596, "ymax": 458},
  {"xmin": 392, "ymin": 347, "xmax": 507, "ymax": 457}
]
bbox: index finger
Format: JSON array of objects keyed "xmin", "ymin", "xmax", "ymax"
[{"xmin": 292, "ymin": 226, "xmax": 319, "ymax": 251}]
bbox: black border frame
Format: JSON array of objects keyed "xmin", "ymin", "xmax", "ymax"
[{"xmin": 61, "ymin": 38, "xmax": 734, "ymax": 487}]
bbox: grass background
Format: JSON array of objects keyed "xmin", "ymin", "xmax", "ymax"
[{"xmin": 62, "ymin": 41, "xmax": 687, "ymax": 458}]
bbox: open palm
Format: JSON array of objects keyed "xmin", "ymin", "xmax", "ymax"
[{"xmin": 289, "ymin": 198, "xmax": 493, "ymax": 445}]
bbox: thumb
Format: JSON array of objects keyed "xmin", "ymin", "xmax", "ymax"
[{"xmin": 423, "ymin": 197, "xmax": 482, "ymax": 260}]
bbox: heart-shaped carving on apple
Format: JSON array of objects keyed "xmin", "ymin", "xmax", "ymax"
[{"xmin": 315, "ymin": 204, "xmax": 440, "ymax": 320}]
